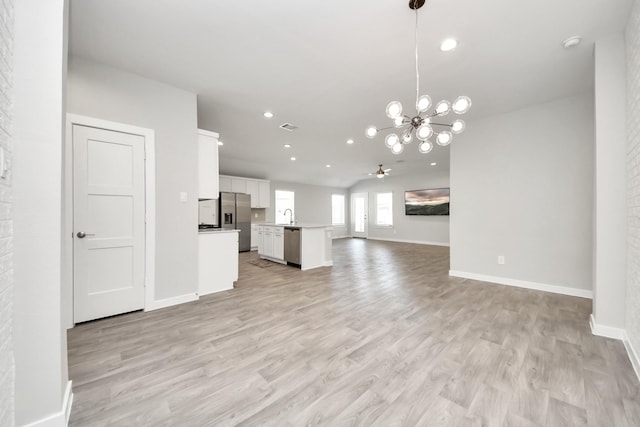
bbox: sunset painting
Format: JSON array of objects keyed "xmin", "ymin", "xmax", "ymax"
[{"xmin": 404, "ymin": 188, "xmax": 450, "ymax": 216}]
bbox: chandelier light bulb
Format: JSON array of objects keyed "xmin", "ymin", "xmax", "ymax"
[
  {"xmin": 418, "ymin": 141, "xmax": 433, "ymax": 154},
  {"xmin": 416, "ymin": 124, "xmax": 433, "ymax": 141},
  {"xmin": 391, "ymin": 142, "xmax": 405, "ymax": 155},
  {"xmin": 452, "ymin": 96, "xmax": 472, "ymax": 114},
  {"xmin": 366, "ymin": 126, "xmax": 378, "ymax": 139},
  {"xmin": 435, "ymin": 100, "xmax": 451, "ymax": 116},
  {"xmin": 385, "ymin": 133, "xmax": 399, "ymax": 148},
  {"xmin": 451, "ymin": 119, "xmax": 466, "ymax": 134},
  {"xmin": 386, "ymin": 101, "xmax": 403, "ymax": 119},
  {"xmin": 436, "ymin": 131, "xmax": 453, "ymax": 146},
  {"xmin": 376, "ymin": 172, "xmax": 385, "ymax": 179},
  {"xmin": 416, "ymin": 95, "xmax": 432, "ymax": 112},
  {"xmin": 394, "ymin": 116, "xmax": 405, "ymax": 128},
  {"xmin": 401, "ymin": 130, "xmax": 413, "ymax": 144}
]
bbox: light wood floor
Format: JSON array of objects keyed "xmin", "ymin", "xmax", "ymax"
[{"xmin": 68, "ymin": 239, "xmax": 640, "ymax": 426}]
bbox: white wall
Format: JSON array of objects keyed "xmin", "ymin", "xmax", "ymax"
[
  {"xmin": 67, "ymin": 57, "xmax": 199, "ymax": 302},
  {"xmin": 625, "ymin": 0, "xmax": 640, "ymax": 355},
  {"xmin": 0, "ymin": 0, "xmax": 15, "ymax": 424},
  {"xmin": 450, "ymin": 93, "xmax": 594, "ymax": 294},
  {"xmin": 14, "ymin": 0, "xmax": 70, "ymax": 425},
  {"xmin": 348, "ymin": 170, "xmax": 451, "ymax": 245},
  {"xmin": 266, "ymin": 181, "xmax": 349, "ymax": 237},
  {"xmin": 592, "ymin": 34, "xmax": 628, "ymax": 331}
]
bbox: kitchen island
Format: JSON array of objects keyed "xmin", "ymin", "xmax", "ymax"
[
  {"xmin": 257, "ymin": 223, "xmax": 332, "ymax": 270},
  {"xmin": 198, "ymin": 229, "xmax": 239, "ymax": 296}
]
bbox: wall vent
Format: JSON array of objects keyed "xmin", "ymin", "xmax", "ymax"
[{"xmin": 279, "ymin": 123, "xmax": 298, "ymax": 132}]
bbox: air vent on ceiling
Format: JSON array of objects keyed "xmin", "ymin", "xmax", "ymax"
[{"xmin": 279, "ymin": 123, "xmax": 298, "ymax": 132}]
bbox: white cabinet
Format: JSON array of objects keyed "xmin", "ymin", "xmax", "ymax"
[
  {"xmin": 250, "ymin": 224, "xmax": 259, "ymax": 250},
  {"xmin": 198, "ymin": 129, "xmax": 219, "ymax": 199},
  {"xmin": 219, "ymin": 175, "xmax": 232, "ymax": 192},
  {"xmin": 258, "ymin": 181, "xmax": 270, "ymax": 208},
  {"xmin": 258, "ymin": 225, "xmax": 284, "ymax": 262},
  {"xmin": 246, "ymin": 180, "xmax": 259, "ymax": 207},
  {"xmin": 231, "ymin": 177, "xmax": 247, "ymax": 194},
  {"xmin": 198, "ymin": 231, "xmax": 239, "ymax": 296},
  {"xmin": 219, "ymin": 175, "xmax": 270, "ymax": 208},
  {"xmin": 273, "ymin": 227, "xmax": 284, "ymax": 260}
]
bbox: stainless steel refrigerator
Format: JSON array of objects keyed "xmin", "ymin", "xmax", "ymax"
[{"xmin": 220, "ymin": 192, "xmax": 251, "ymax": 252}]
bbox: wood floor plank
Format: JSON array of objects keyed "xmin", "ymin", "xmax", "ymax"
[{"xmin": 66, "ymin": 239, "xmax": 640, "ymax": 426}]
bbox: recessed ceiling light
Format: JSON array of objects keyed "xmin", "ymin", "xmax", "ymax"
[
  {"xmin": 217, "ymin": 141, "xmax": 224, "ymax": 146},
  {"xmin": 263, "ymin": 111, "xmax": 274, "ymax": 118},
  {"xmin": 430, "ymin": 162, "xmax": 437, "ymax": 166},
  {"xmin": 325, "ymin": 164, "xmax": 331, "ymax": 168},
  {"xmin": 283, "ymin": 144, "xmax": 291, "ymax": 148},
  {"xmin": 562, "ymin": 36, "xmax": 582, "ymax": 49},
  {"xmin": 290, "ymin": 157, "xmax": 296, "ymax": 161},
  {"xmin": 440, "ymin": 38, "xmax": 458, "ymax": 52},
  {"xmin": 347, "ymin": 139, "xmax": 354, "ymax": 144}
]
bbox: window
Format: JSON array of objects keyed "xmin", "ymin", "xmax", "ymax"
[
  {"xmin": 275, "ymin": 190, "xmax": 295, "ymax": 224},
  {"xmin": 376, "ymin": 192, "xmax": 393, "ymax": 226},
  {"xmin": 332, "ymin": 194, "xmax": 345, "ymax": 226}
]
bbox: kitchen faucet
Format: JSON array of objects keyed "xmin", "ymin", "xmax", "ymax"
[{"xmin": 284, "ymin": 208, "xmax": 293, "ymax": 225}]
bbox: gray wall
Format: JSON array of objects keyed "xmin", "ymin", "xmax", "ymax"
[
  {"xmin": 0, "ymin": 0, "xmax": 15, "ymax": 424},
  {"xmin": 349, "ymin": 170, "xmax": 451, "ymax": 245},
  {"xmin": 13, "ymin": 0, "xmax": 69, "ymax": 424},
  {"xmin": 266, "ymin": 181, "xmax": 349, "ymax": 238},
  {"xmin": 67, "ymin": 57, "xmax": 199, "ymax": 301},
  {"xmin": 450, "ymin": 93, "xmax": 594, "ymax": 292},
  {"xmin": 626, "ymin": 0, "xmax": 640, "ymax": 360}
]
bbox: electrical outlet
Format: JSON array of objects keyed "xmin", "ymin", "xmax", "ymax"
[{"xmin": 498, "ymin": 255, "xmax": 505, "ymax": 265}]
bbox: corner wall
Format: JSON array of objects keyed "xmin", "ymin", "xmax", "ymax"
[
  {"xmin": 67, "ymin": 57, "xmax": 199, "ymax": 302},
  {"xmin": 625, "ymin": 0, "xmax": 640, "ymax": 361},
  {"xmin": 0, "ymin": 0, "xmax": 14, "ymax": 424},
  {"xmin": 450, "ymin": 93, "xmax": 594, "ymax": 296},
  {"xmin": 14, "ymin": 0, "xmax": 70, "ymax": 425},
  {"xmin": 592, "ymin": 34, "xmax": 628, "ymax": 332}
]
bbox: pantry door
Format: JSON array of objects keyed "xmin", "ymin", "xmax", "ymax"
[{"xmin": 73, "ymin": 124, "xmax": 146, "ymax": 323}]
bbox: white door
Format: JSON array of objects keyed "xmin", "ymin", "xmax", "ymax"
[
  {"xmin": 73, "ymin": 124, "xmax": 145, "ymax": 323},
  {"xmin": 351, "ymin": 193, "xmax": 368, "ymax": 238}
]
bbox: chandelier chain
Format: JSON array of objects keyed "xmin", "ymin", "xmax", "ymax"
[{"xmin": 415, "ymin": 6, "xmax": 420, "ymax": 109}]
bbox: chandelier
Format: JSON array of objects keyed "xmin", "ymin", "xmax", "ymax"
[{"xmin": 365, "ymin": 0, "xmax": 471, "ymax": 155}]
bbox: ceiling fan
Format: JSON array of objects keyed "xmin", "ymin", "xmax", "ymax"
[{"xmin": 372, "ymin": 164, "xmax": 391, "ymax": 179}]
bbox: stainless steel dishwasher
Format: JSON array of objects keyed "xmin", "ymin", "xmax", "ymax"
[{"xmin": 284, "ymin": 227, "xmax": 301, "ymax": 267}]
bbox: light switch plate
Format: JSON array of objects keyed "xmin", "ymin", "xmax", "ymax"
[{"xmin": 179, "ymin": 192, "xmax": 188, "ymax": 203}]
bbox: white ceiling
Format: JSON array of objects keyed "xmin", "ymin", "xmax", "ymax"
[{"xmin": 68, "ymin": 0, "xmax": 632, "ymax": 188}]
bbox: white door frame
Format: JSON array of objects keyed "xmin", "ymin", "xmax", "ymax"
[
  {"xmin": 64, "ymin": 114, "xmax": 156, "ymax": 327},
  {"xmin": 351, "ymin": 192, "xmax": 369, "ymax": 238}
]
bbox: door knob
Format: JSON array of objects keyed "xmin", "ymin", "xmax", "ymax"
[{"xmin": 76, "ymin": 231, "xmax": 95, "ymax": 238}]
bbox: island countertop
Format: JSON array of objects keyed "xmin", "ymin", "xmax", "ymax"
[
  {"xmin": 257, "ymin": 223, "xmax": 332, "ymax": 229},
  {"xmin": 198, "ymin": 228, "xmax": 240, "ymax": 234}
]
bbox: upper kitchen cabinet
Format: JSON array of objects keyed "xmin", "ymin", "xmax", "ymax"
[
  {"xmin": 198, "ymin": 129, "xmax": 220, "ymax": 199},
  {"xmin": 219, "ymin": 175, "xmax": 232, "ymax": 192},
  {"xmin": 219, "ymin": 175, "xmax": 271, "ymax": 208}
]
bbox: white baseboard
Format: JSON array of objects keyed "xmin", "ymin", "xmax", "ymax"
[
  {"xmin": 366, "ymin": 237, "xmax": 450, "ymax": 247},
  {"xmin": 145, "ymin": 292, "xmax": 198, "ymax": 311},
  {"xmin": 24, "ymin": 380, "xmax": 73, "ymax": 427},
  {"xmin": 449, "ymin": 270, "xmax": 593, "ymax": 299},
  {"xmin": 332, "ymin": 235, "xmax": 349, "ymax": 240},
  {"xmin": 623, "ymin": 331, "xmax": 640, "ymax": 383},
  {"xmin": 589, "ymin": 314, "xmax": 625, "ymax": 339}
]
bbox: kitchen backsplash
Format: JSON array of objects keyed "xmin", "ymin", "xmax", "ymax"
[{"xmin": 251, "ymin": 208, "xmax": 266, "ymax": 223}]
